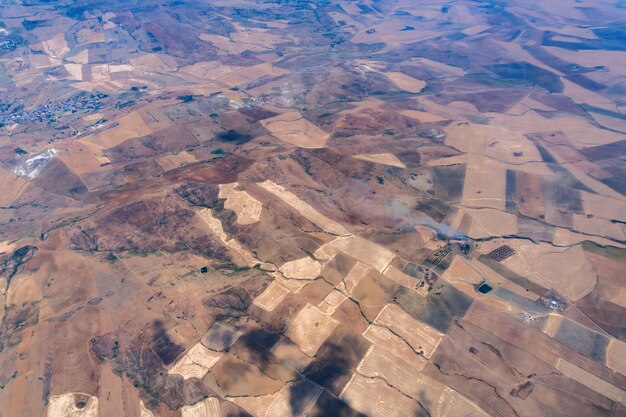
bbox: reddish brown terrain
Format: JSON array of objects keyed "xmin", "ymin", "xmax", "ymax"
[{"xmin": 0, "ymin": 0, "xmax": 625, "ymax": 416}]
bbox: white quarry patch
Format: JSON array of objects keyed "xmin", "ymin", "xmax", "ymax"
[
  {"xmin": 279, "ymin": 256, "xmax": 322, "ymax": 279},
  {"xmin": 13, "ymin": 148, "xmax": 58, "ymax": 179},
  {"xmin": 169, "ymin": 343, "xmax": 223, "ymax": 380},
  {"xmin": 47, "ymin": 393, "xmax": 98, "ymax": 417}
]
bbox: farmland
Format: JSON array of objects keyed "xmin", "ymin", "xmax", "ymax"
[{"xmin": 0, "ymin": 0, "xmax": 625, "ymax": 416}]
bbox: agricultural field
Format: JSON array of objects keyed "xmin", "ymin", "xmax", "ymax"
[{"xmin": 0, "ymin": 0, "xmax": 625, "ymax": 416}]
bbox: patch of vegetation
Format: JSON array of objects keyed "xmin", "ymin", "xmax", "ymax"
[
  {"xmin": 486, "ymin": 62, "xmax": 564, "ymax": 93},
  {"xmin": 177, "ymin": 94, "xmax": 198, "ymax": 102},
  {"xmin": 581, "ymin": 241, "xmax": 626, "ymax": 264}
]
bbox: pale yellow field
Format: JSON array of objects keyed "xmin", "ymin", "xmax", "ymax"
[
  {"xmin": 264, "ymin": 383, "xmax": 321, "ymax": 417},
  {"xmin": 0, "ymin": 241, "xmax": 17, "ymax": 255},
  {"xmin": 552, "ymin": 228, "xmax": 626, "ymax": 249},
  {"xmin": 443, "ymin": 256, "xmax": 485, "ymax": 286},
  {"xmin": 64, "ymin": 63, "xmax": 83, "ymax": 80},
  {"xmin": 342, "ymin": 262, "xmax": 371, "ymax": 294},
  {"xmin": 200, "ymin": 33, "xmax": 270, "ymax": 54},
  {"xmin": 541, "ymin": 314, "xmax": 563, "ymax": 338},
  {"xmin": 384, "ymin": 72, "xmax": 426, "ymax": 93},
  {"xmin": 216, "ymin": 63, "xmax": 288, "ymax": 88},
  {"xmin": 353, "ymin": 152, "xmax": 406, "ymax": 168},
  {"xmin": 462, "ymin": 155, "xmax": 507, "ymax": 211},
  {"xmin": 253, "ymin": 281, "xmax": 291, "ymax": 312},
  {"xmin": 260, "ymin": 111, "xmax": 329, "ymax": 149},
  {"xmin": 75, "ymin": 140, "xmax": 111, "ymax": 166},
  {"xmin": 0, "ymin": 167, "xmax": 27, "ymax": 206},
  {"xmin": 446, "ymin": 124, "xmax": 541, "ymax": 164},
  {"xmin": 361, "ymin": 324, "xmax": 428, "ymax": 370},
  {"xmin": 555, "ymin": 358, "xmax": 625, "ymax": 403},
  {"xmin": 182, "ymin": 398, "xmax": 221, "ymax": 417},
  {"xmin": 413, "ymin": 58, "xmax": 467, "ymax": 77},
  {"xmin": 312, "ymin": 241, "xmax": 339, "ymax": 262},
  {"xmin": 582, "ymin": 192, "xmax": 626, "ymax": 223},
  {"xmin": 156, "ymin": 151, "xmax": 197, "ymax": 171},
  {"xmin": 205, "ymin": 398, "xmax": 222, "ymax": 417},
  {"xmin": 273, "ymin": 273, "xmax": 311, "ymax": 293},
  {"xmin": 75, "ymin": 28, "xmax": 106, "ymax": 45},
  {"xmin": 340, "ymin": 373, "xmax": 421, "ymax": 417},
  {"xmin": 611, "ymin": 288, "xmax": 626, "ymax": 308},
  {"xmin": 179, "ymin": 61, "xmax": 240, "ymax": 82},
  {"xmin": 572, "ymin": 213, "xmax": 626, "ymax": 242},
  {"xmin": 81, "ymin": 111, "xmax": 152, "ymax": 148},
  {"xmin": 383, "ymin": 265, "xmax": 421, "ymax": 290},
  {"xmin": 200, "ymin": 27, "xmax": 288, "ymax": 56},
  {"xmin": 330, "ymin": 236, "xmax": 395, "ymax": 273},
  {"xmin": 230, "ymin": 26, "xmax": 289, "ymax": 45},
  {"xmin": 463, "ymin": 208, "xmax": 518, "ymax": 238},
  {"xmin": 28, "ymin": 53, "xmax": 57, "ymax": 69},
  {"xmin": 56, "ymin": 142, "xmax": 110, "ymax": 179},
  {"xmin": 400, "ymin": 109, "xmax": 449, "ymax": 123},
  {"xmin": 139, "ymin": 401, "xmax": 154, "ymax": 417},
  {"xmin": 219, "ymin": 183, "xmax": 262, "ymax": 225},
  {"xmin": 197, "ymin": 208, "xmax": 259, "ymax": 267},
  {"xmin": 350, "ymin": 19, "xmax": 438, "ymax": 49},
  {"xmin": 606, "ymin": 339, "xmax": 626, "ymax": 377},
  {"xmin": 357, "ymin": 345, "xmax": 444, "ymax": 401},
  {"xmin": 502, "ymin": 242, "xmax": 597, "ymax": 301},
  {"xmin": 230, "ymin": 394, "xmax": 275, "ymax": 417},
  {"xmin": 317, "ymin": 290, "xmax": 347, "ymax": 315},
  {"xmin": 374, "ymin": 304, "xmax": 443, "ymax": 358},
  {"xmin": 439, "ymin": 388, "xmax": 491, "ymax": 417},
  {"xmin": 169, "ymin": 343, "xmax": 223, "ymax": 380},
  {"xmin": 468, "ymin": 252, "xmax": 542, "ymax": 301},
  {"xmin": 137, "ymin": 106, "xmax": 174, "ymax": 131},
  {"xmin": 41, "ymin": 33, "xmax": 69, "ymax": 59},
  {"xmin": 258, "ymin": 180, "xmax": 350, "ymax": 236},
  {"xmin": 461, "ymin": 25, "xmax": 491, "ymax": 35},
  {"xmin": 279, "ymin": 256, "xmax": 322, "ymax": 279},
  {"xmin": 489, "ymin": 110, "xmax": 626, "ymax": 148},
  {"xmin": 129, "ymin": 53, "xmax": 178, "ymax": 73},
  {"xmin": 66, "ymin": 48, "xmax": 90, "ymax": 64},
  {"xmin": 285, "ymin": 303, "xmax": 339, "ymax": 357},
  {"xmin": 231, "ymin": 382, "xmax": 321, "ymax": 417}
]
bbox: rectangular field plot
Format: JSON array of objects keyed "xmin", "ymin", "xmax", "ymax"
[
  {"xmin": 373, "ymin": 303, "xmax": 444, "ymax": 358},
  {"xmin": 340, "ymin": 374, "xmax": 423, "ymax": 417},
  {"xmin": 201, "ymin": 322, "xmax": 242, "ymax": 352},
  {"xmin": 342, "ymin": 262, "xmax": 371, "ymax": 294},
  {"xmin": 394, "ymin": 284, "xmax": 473, "ymax": 333},
  {"xmin": 362, "ymin": 324, "xmax": 428, "ymax": 370},
  {"xmin": 181, "ymin": 398, "xmax": 221, "ymax": 417},
  {"xmin": 317, "ymin": 290, "xmax": 347, "ymax": 315},
  {"xmin": 357, "ymin": 345, "xmax": 446, "ymax": 414},
  {"xmin": 257, "ymin": 180, "xmax": 350, "ymax": 236},
  {"xmin": 556, "ymin": 358, "xmax": 625, "ymax": 403},
  {"xmin": 462, "ymin": 156, "xmax": 507, "ymax": 211},
  {"xmin": 330, "ymin": 236, "xmax": 395, "ymax": 273},
  {"xmin": 285, "ymin": 303, "xmax": 339, "ymax": 357},
  {"xmin": 439, "ymin": 389, "xmax": 491, "ymax": 417},
  {"xmin": 253, "ymin": 281, "xmax": 291, "ymax": 312},
  {"xmin": 383, "ymin": 265, "xmax": 421, "ymax": 290}
]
